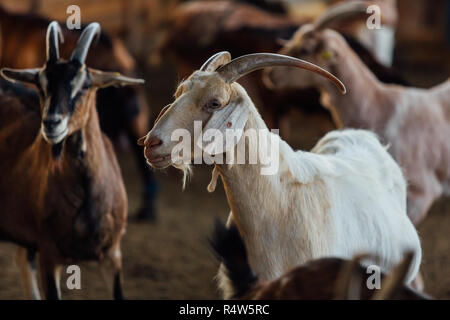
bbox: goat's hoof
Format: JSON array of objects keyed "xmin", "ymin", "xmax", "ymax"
[{"xmin": 135, "ymin": 205, "xmax": 157, "ymax": 223}]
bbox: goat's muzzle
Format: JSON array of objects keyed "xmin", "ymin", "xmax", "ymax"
[
  {"xmin": 139, "ymin": 134, "xmax": 170, "ymax": 168},
  {"xmin": 41, "ymin": 115, "xmax": 69, "ymax": 144}
]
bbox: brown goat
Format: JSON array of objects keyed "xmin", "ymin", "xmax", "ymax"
[
  {"xmin": 0, "ymin": 22, "xmax": 143, "ymax": 299},
  {"xmin": 0, "ymin": 6, "xmax": 158, "ymax": 220},
  {"xmin": 210, "ymin": 220, "xmax": 430, "ymax": 300},
  {"xmin": 266, "ymin": 1, "xmax": 450, "ymax": 225}
]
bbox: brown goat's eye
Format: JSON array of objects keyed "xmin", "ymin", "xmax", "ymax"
[{"xmin": 205, "ymin": 99, "xmax": 222, "ymax": 111}]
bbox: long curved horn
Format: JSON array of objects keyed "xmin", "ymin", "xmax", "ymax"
[
  {"xmin": 314, "ymin": 1, "xmax": 370, "ymax": 31},
  {"xmin": 200, "ymin": 51, "xmax": 232, "ymax": 72},
  {"xmin": 70, "ymin": 22, "xmax": 101, "ymax": 64},
  {"xmin": 217, "ymin": 53, "xmax": 346, "ymax": 94},
  {"xmin": 46, "ymin": 21, "xmax": 64, "ymax": 62}
]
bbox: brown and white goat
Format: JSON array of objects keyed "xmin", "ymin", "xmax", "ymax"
[
  {"xmin": 0, "ymin": 6, "xmax": 157, "ymax": 221},
  {"xmin": 210, "ymin": 220, "xmax": 429, "ymax": 300},
  {"xmin": 266, "ymin": 1, "xmax": 450, "ymax": 225},
  {"xmin": 0, "ymin": 22, "xmax": 143, "ymax": 299}
]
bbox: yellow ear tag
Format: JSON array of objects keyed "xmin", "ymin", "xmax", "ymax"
[{"xmin": 321, "ymin": 50, "xmax": 333, "ymax": 60}]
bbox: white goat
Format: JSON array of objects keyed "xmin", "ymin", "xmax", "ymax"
[
  {"xmin": 139, "ymin": 51, "xmax": 422, "ymax": 298},
  {"xmin": 266, "ymin": 1, "xmax": 450, "ymax": 225}
]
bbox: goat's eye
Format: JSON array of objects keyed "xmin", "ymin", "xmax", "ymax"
[{"xmin": 205, "ymin": 99, "xmax": 222, "ymax": 111}]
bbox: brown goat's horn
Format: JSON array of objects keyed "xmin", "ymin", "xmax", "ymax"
[
  {"xmin": 334, "ymin": 253, "xmax": 371, "ymax": 300},
  {"xmin": 70, "ymin": 22, "xmax": 101, "ymax": 64},
  {"xmin": 200, "ymin": 51, "xmax": 232, "ymax": 72},
  {"xmin": 314, "ymin": 1, "xmax": 370, "ymax": 31},
  {"xmin": 217, "ymin": 53, "xmax": 346, "ymax": 94},
  {"xmin": 46, "ymin": 21, "xmax": 64, "ymax": 63},
  {"xmin": 372, "ymin": 251, "xmax": 415, "ymax": 300}
]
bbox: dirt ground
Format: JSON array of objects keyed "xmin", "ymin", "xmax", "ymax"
[{"xmin": 0, "ymin": 106, "xmax": 449, "ymax": 300}]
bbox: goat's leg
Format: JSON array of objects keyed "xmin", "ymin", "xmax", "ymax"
[
  {"xmin": 113, "ymin": 268, "xmax": 124, "ymax": 300},
  {"xmin": 39, "ymin": 256, "xmax": 61, "ymax": 300},
  {"xmin": 15, "ymin": 247, "xmax": 41, "ymax": 300},
  {"xmin": 123, "ymin": 98, "xmax": 158, "ymax": 221},
  {"xmin": 54, "ymin": 265, "xmax": 62, "ymax": 297},
  {"xmin": 217, "ymin": 212, "xmax": 238, "ymax": 299},
  {"xmin": 99, "ymin": 262, "xmax": 113, "ymax": 294},
  {"xmin": 108, "ymin": 245, "xmax": 124, "ymax": 300},
  {"xmin": 99, "ymin": 262, "xmax": 123, "ymax": 300},
  {"xmin": 128, "ymin": 123, "xmax": 159, "ymax": 222}
]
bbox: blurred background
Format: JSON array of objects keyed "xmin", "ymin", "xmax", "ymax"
[{"xmin": 0, "ymin": 0, "xmax": 448, "ymax": 299}]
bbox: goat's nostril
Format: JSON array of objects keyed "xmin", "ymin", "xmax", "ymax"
[
  {"xmin": 43, "ymin": 118, "xmax": 62, "ymax": 130},
  {"xmin": 147, "ymin": 137, "xmax": 163, "ymax": 149}
]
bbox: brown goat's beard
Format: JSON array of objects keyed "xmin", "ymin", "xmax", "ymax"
[
  {"xmin": 51, "ymin": 141, "xmax": 64, "ymax": 160},
  {"xmin": 50, "ymin": 141, "xmax": 65, "ymax": 173}
]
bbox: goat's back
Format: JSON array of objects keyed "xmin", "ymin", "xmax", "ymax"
[
  {"xmin": 383, "ymin": 83, "xmax": 450, "ymax": 197},
  {"xmin": 307, "ymin": 129, "xmax": 421, "ymax": 283}
]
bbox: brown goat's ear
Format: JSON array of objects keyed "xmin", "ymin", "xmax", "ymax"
[
  {"xmin": 334, "ymin": 254, "xmax": 370, "ymax": 300},
  {"xmin": 0, "ymin": 68, "xmax": 40, "ymax": 85},
  {"xmin": 89, "ymin": 68, "xmax": 144, "ymax": 88}
]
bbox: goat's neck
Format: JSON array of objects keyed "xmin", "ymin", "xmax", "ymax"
[
  {"xmin": 214, "ymin": 91, "xmax": 296, "ymax": 243},
  {"xmin": 212, "ymin": 89, "xmax": 333, "ymax": 277},
  {"xmin": 318, "ymin": 49, "xmax": 391, "ymax": 130}
]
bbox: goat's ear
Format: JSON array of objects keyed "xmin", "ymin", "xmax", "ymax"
[
  {"xmin": 199, "ymin": 96, "xmax": 249, "ymax": 156},
  {"xmin": 0, "ymin": 68, "xmax": 40, "ymax": 85},
  {"xmin": 89, "ymin": 68, "xmax": 144, "ymax": 88}
]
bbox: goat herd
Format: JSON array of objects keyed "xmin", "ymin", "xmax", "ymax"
[{"xmin": 0, "ymin": 1, "xmax": 448, "ymax": 300}]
